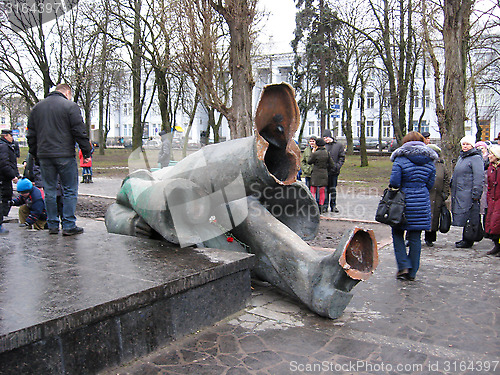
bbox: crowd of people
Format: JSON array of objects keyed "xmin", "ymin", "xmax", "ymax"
[
  {"xmin": 0, "ymin": 83, "xmax": 92, "ymax": 236},
  {"xmin": 0, "ymin": 84, "xmax": 499, "ymax": 279},
  {"xmin": 299, "ymin": 129, "xmax": 500, "ymax": 282}
]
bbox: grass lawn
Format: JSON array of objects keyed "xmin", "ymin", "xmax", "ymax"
[
  {"xmin": 338, "ymin": 155, "xmax": 392, "ymax": 195},
  {"xmin": 18, "ymin": 147, "xmax": 393, "ymax": 193}
]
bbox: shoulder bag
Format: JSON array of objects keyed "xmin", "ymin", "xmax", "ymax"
[
  {"xmin": 375, "ymin": 188, "xmax": 406, "ymax": 226},
  {"xmin": 463, "ymin": 200, "xmax": 484, "ymax": 242},
  {"xmin": 438, "ymin": 204, "xmax": 451, "ymax": 233}
]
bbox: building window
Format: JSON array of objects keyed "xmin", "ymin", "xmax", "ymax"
[
  {"xmin": 420, "ymin": 120, "xmax": 429, "ymax": 134},
  {"xmin": 356, "ymin": 121, "xmax": 361, "ymax": 137},
  {"xmin": 367, "ymin": 92, "xmax": 374, "ymax": 109},
  {"xmin": 383, "ymin": 121, "xmax": 391, "ymax": 138},
  {"xmin": 413, "ymin": 96, "xmax": 419, "ymax": 108},
  {"xmin": 0, "ymin": 117, "xmax": 4, "ymax": 124},
  {"xmin": 424, "ymin": 90, "xmax": 430, "ymax": 108},
  {"xmin": 366, "ymin": 120, "xmax": 374, "ymax": 137},
  {"xmin": 279, "ymin": 67, "xmax": 292, "ymax": 83}
]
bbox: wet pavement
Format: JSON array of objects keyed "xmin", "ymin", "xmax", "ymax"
[
  {"xmin": 84, "ymin": 178, "xmax": 500, "ymax": 375},
  {"xmin": 99, "ymin": 222, "xmax": 499, "ymax": 375},
  {"xmin": 5, "ymin": 178, "xmax": 500, "ymax": 374}
]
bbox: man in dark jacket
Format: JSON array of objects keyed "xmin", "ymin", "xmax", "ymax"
[
  {"xmin": 0, "ymin": 129, "xmax": 20, "ymax": 232},
  {"xmin": 322, "ymin": 129, "xmax": 345, "ymax": 213},
  {"xmin": 27, "ymin": 83, "xmax": 92, "ymax": 236}
]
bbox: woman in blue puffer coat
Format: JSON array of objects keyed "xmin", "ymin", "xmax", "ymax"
[{"xmin": 389, "ymin": 131, "xmax": 438, "ymax": 281}]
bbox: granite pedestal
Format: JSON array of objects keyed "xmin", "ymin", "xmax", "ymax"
[{"xmin": 0, "ymin": 219, "xmax": 254, "ymax": 374}]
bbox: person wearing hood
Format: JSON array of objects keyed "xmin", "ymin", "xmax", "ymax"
[
  {"xmin": 389, "ymin": 131, "xmax": 438, "ymax": 281},
  {"xmin": 451, "ymin": 135, "xmax": 485, "ymax": 248},
  {"xmin": 322, "ymin": 129, "xmax": 345, "ymax": 213}
]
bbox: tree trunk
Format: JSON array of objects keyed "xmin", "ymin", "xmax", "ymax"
[
  {"xmin": 359, "ymin": 78, "xmax": 368, "ymax": 167},
  {"xmin": 441, "ymin": 0, "xmax": 472, "ymax": 171},
  {"xmin": 211, "ymin": 0, "xmax": 254, "ymax": 139},
  {"xmin": 131, "ymin": 0, "xmax": 143, "ymax": 151}
]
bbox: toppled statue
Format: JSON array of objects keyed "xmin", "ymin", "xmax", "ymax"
[{"xmin": 105, "ymin": 83, "xmax": 378, "ymax": 319}]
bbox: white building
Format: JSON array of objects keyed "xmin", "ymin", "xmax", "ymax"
[{"xmin": 97, "ymin": 52, "xmax": 500, "ymax": 146}]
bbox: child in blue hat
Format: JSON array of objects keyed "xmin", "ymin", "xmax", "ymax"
[{"xmin": 12, "ymin": 178, "xmax": 47, "ymax": 230}]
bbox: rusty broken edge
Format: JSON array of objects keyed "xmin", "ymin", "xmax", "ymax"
[
  {"xmin": 254, "ymin": 83, "xmax": 301, "ymax": 186},
  {"xmin": 338, "ymin": 227, "xmax": 379, "ymax": 281}
]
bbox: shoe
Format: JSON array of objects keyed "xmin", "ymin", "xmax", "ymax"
[
  {"xmin": 486, "ymin": 243, "xmax": 500, "ymax": 255},
  {"xmin": 0, "ymin": 226, "xmax": 9, "ymax": 235},
  {"xmin": 62, "ymin": 226, "xmax": 84, "ymax": 236},
  {"xmin": 49, "ymin": 228, "xmax": 59, "ymax": 234},
  {"xmin": 404, "ymin": 274, "xmax": 416, "ymax": 281},
  {"xmin": 396, "ymin": 268, "xmax": 409, "ymax": 280},
  {"xmin": 455, "ymin": 240, "xmax": 473, "ymax": 248},
  {"xmin": 425, "ymin": 241, "xmax": 434, "ymax": 247},
  {"xmin": 331, "ymin": 207, "xmax": 339, "ymax": 213}
]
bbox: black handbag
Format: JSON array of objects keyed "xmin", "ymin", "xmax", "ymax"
[
  {"xmin": 375, "ymin": 188, "xmax": 406, "ymax": 226},
  {"xmin": 463, "ymin": 201, "xmax": 484, "ymax": 242},
  {"xmin": 438, "ymin": 204, "xmax": 451, "ymax": 233}
]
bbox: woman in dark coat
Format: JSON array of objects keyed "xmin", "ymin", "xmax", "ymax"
[
  {"xmin": 308, "ymin": 138, "xmax": 333, "ymax": 213},
  {"xmin": 450, "ymin": 135, "xmax": 485, "ymax": 248},
  {"xmin": 485, "ymin": 145, "xmax": 500, "ymax": 256},
  {"xmin": 389, "ymin": 131, "xmax": 437, "ymax": 281},
  {"xmin": 425, "ymin": 144, "xmax": 450, "ymax": 246}
]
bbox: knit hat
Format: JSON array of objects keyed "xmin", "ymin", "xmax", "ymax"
[
  {"xmin": 460, "ymin": 135, "xmax": 476, "ymax": 146},
  {"xmin": 427, "ymin": 144, "xmax": 441, "ymax": 155},
  {"xmin": 490, "ymin": 145, "xmax": 500, "ymax": 159},
  {"xmin": 475, "ymin": 141, "xmax": 487, "ymax": 149},
  {"xmin": 322, "ymin": 129, "xmax": 332, "ymax": 138},
  {"xmin": 315, "ymin": 138, "xmax": 326, "ymax": 147},
  {"xmin": 17, "ymin": 178, "xmax": 33, "ymax": 193}
]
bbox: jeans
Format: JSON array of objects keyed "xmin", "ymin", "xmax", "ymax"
[
  {"xmin": 39, "ymin": 157, "xmax": 79, "ymax": 230},
  {"xmin": 392, "ymin": 228, "xmax": 422, "ymax": 278}
]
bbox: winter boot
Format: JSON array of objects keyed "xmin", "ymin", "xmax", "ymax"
[
  {"xmin": 486, "ymin": 240, "xmax": 500, "ymax": 255},
  {"xmin": 81, "ymin": 175, "xmax": 85, "ymax": 183}
]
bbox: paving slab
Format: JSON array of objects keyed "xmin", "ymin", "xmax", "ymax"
[
  {"xmin": 0, "ymin": 218, "xmax": 254, "ymax": 374},
  {"xmin": 100, "ymin": 225, "xmax": 500, "ymax": 375}
]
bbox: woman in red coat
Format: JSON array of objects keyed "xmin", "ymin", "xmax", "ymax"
[{"xmin": 485, "ymin": 145, "xmax": 500, "ymax": 256}]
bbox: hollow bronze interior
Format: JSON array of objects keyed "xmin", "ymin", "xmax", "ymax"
[
  {"xmin": 254, "ymin": 83, "xmax": 300, "ymax": 184},
  {"xmin": 339, "ymin": 228, "xmax": 379, "ymax": 280}
]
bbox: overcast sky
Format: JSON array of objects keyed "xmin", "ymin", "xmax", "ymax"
[{"xmin": 257, "ymin": 0, "xmax": 297, "ymax": 53}]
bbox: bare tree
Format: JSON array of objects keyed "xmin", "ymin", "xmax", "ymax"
[{"xmin": 209, "ymin": 0, "xmax": 256, "ymax": 138}]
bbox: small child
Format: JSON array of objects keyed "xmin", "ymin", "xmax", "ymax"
[
  {"xmin": 79, "ymin": 142, "xmax": 94, "ymax": 183},
  {"xmin": 12, "ymin": 178, "xmax": 47, "ymax": 230}
]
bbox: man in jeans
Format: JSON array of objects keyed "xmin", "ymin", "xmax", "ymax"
[{"xmin": 27, "ymin": 83, "xmax": 92, "ymax": 236}]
